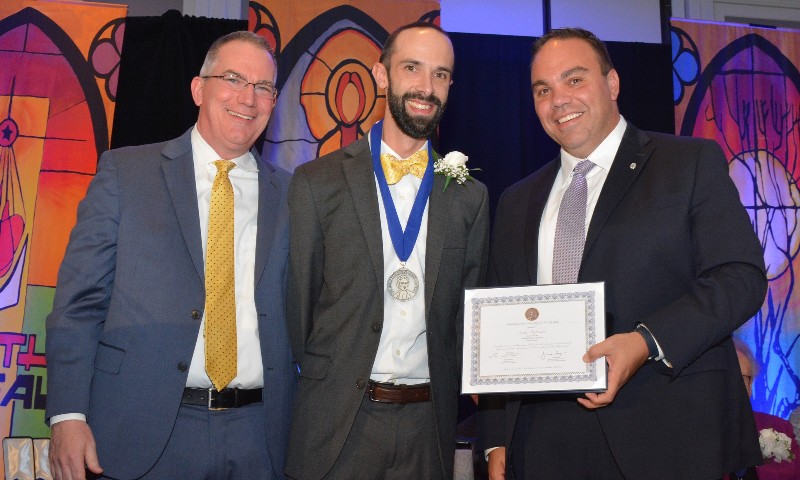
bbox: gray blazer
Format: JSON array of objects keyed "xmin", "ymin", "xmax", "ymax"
[
  {"xmin": 285, "ymin": 137, "xmax": 489, "ymax": 479},
  {"xmin": 45, "ymin": 128, "xmax": 296, "ymax": 480}
]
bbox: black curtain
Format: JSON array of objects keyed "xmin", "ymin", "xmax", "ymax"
[
  {"xmin": 111, "ymin": 21, "xmax": 674, "ymax": 214},
  {"xmin": 110, "ymin": 10, "xmax": 246, "ymax": 149},
  {"xmin": 439, "ymin": 32, "xmax": 674, "ymax": 215}
]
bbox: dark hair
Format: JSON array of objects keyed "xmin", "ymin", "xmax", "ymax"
[
  {"xmin": 200, "ymin": 31, "xmax": 276, "ymax": 77},
  {"xmin": 531, "ymin": 27, "xmax": 614, "ymax": 75},
  {"xmin": 379, "ymin": 21, "xmax": 450, "ymax": 66}
]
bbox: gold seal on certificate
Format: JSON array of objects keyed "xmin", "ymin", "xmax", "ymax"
[
  {"xmin": 387, "ymin": 265, "xmax": 419, "ymax": 301},
  {"xmin": 461, "ymin": 282, "xmax": 607, "ymax": 394}
]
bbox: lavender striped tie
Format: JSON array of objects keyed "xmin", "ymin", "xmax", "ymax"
[{"xmin": 552, "ymin": 160, "xmax": 595, "ymax": 284}]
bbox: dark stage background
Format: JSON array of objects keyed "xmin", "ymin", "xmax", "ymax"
[
  {"xmin": 110, "ymin": 12, "xmax": 673, "ymax": 216},
  {"xmin": 440, "ymin": 32, "xmax": 673, "ymax": 213}
]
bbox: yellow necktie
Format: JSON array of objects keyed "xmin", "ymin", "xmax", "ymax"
[
  {"xmin": 205, "ymin": 160, "xmax": 237, "ymax": 391},
  {"xmin": 380, "ymin": 150, "xmax": 428, "ymax": 185}
]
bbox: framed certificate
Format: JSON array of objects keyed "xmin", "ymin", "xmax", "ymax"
[{"xmin": 461, "ymin": 282, "xmax": 607, "ymax": 394}]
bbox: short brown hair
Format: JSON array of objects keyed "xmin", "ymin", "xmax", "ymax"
[{"xmin": 379, "ymin": 22, "xmax": 450, "ymax": 67}]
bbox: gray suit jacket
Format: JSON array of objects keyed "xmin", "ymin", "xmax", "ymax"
[
  {"xmin": 479, "ymin": 125, "xmax": 765, "ymax": 479},
  {"xmin": 45, "ymin": 128, "xmax": 296, "ymax": 480},
  {"xmin": 285, "ymin": 137, "xmax": 489, "ymax": 479}
]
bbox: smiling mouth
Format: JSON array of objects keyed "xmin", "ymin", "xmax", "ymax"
[
  {"xmin": 228, "ymin": 110, "xmax": 254, "ymax": 120},
  {"xmin": 407, "ymin": 99, "xmax": 433, "ymax": 113},
  {"xmin": 558, "ymin": 112, "xmax": 583, "ymax": 124}
]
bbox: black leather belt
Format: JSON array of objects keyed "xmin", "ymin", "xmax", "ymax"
[
  {"xmin": 182, "ymin": 387, "xmax": 262, "ymax": 409},
  {"xmin": 366, "ymin": 381, "xmax": 431, "ymax": 404}
]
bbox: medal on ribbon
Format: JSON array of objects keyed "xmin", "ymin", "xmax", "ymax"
[{"xmin": 370, "ymin": 121, "xmax": 434, "ymax": 302}]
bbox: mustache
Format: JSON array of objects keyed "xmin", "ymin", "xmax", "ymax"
[{"xmin": 402, "ymin": 91, "xmax": 443, "ymax": 108}]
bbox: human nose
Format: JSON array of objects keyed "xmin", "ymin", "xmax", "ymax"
[
  {"xmin": 415, "ymin": 72, "xmax": 435, "ymax": 95},
  {"xmin": 550, "ymin": 86, "xmax": 571, "ymax": 108},
  {"xmin": 237, "ymin": 82, "xmax": 257, "ymax": 105}
]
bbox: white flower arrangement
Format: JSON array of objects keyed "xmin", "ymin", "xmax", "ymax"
[
  {"xmin": 759, "ymin": 427, "xmax": 795, "ymax": 463},
  {"xmin": 433, "ymin": 151, "xmax": 479, "ymax": 191}
]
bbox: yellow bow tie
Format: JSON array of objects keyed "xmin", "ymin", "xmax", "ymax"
[{"xmin": 380, "ymin": 150, "xmax": 428, "ymax": 185}]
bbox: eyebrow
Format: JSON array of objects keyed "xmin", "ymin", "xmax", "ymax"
[
  {"xmin": 561, "ymin": 66, "xmax": 589, "ymax": 79},
  {"xmin": 531, "ymin": 66, "xmax": 589, "ymax": 88},
  {"xmin": 223, "ymin": 69, "xmax": 275, "ymax": 86},
  {"xmin": 398, "ymin": 59, "xmax": 453, "ymax": 75}
]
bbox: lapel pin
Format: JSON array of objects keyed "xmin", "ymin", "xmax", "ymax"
[{"xmin": 629, "ymin": 163, "xmax": 637, "ymax": 170}]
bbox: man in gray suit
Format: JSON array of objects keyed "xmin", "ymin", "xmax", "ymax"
[
  {"xmin": 286, "ymin": 22, "xmax": 489, "ymax": 480},
  {"xmin": 46, "ymin": 31, "xmax": 295, "ymax": 480}
]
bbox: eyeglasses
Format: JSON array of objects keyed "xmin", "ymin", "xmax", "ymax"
[{"xmin": 202, "ymin": 73, "xmax": 277, "ymax": 99}]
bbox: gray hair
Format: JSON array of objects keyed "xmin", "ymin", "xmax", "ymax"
[{"xmin": 199, "ymin": 31, "xmax": 276, "ymax": 77}]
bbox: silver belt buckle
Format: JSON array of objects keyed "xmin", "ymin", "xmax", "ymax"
[{"xmin": 208, "ymin": 387, "xmax": 228, "ymax": 411}]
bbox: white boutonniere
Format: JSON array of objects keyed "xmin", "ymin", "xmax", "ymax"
[
  {"xmin": 759, "ymin": 428, "xmax": 795, "ymax": 463},
  {"xmin": 433, "ymin": 151, "xmax": 480, "ymax": 192}
]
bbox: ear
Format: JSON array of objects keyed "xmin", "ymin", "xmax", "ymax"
[
  {"xmin": 607, "ymin": 68, "xmax": 620, "ymax": 101},
  {"xmin": 372, "ymin": 62, "xmax": 388, "ymax": 90},
  {"xmin": 190, "ymin": 76, "xmax": 204, "ymax": 107}
]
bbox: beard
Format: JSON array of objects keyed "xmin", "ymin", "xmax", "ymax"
[{"xmin": 386, "ymin": 77, "xmax": 446, "ymax": 140}]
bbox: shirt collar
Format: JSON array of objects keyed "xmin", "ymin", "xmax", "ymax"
[
  {"xmin": 191, "ymin": 125, "xmax": 259, "ymax": 173},
  {"xmin": 366, "ymin": 127, "xmax": 428, "ymax": 159},
  {"xmin": 558, "ymin": 115, "xmax": 627, "ymax": 184}
]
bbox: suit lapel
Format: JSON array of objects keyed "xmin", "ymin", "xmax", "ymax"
[
  {"xmin": 583, "ymin": 125, "xmax": 654, "ymax": 259},
  {"xmin": 424, "ymin": 174, "xmax": 452, "ymax": 318},
  {"xmin": 525, "ymin": 160, "xmax": 559, "ymax": 284},
  {"xmin": 254, "ymin": 151, "xmax": 279, "ymax": 286},
  {"xmin": 161, "ymin": 132, "xmax": 204, "ymax": 280},
  {"xmin": 342, "ymin": 139, "xmax": 385, "ymax": 293}
]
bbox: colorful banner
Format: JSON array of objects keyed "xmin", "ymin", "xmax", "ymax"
[
  {"xmin": 0, "ymin": 0, "xmax": 126, "ymax": 468},
  {"xmin": 247, "ymin": 0, "xmax": 440, "ymax": 172},
  {"xmin": 672, "ymin": 18, "xmax": 800, "ymax": 418}
]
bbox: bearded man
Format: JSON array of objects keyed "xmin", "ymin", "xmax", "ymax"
[{"xmin": 284, "ymin": 22, "xmax": 489, "ymax": 480}]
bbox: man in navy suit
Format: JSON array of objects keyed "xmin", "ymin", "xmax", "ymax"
[
  {"xmin": 480, "ymin": 27, "xmax": 766, "ymax": 479},
  {"xmin": 45, "ymin": 31, "xmax": 295, "ymax": 480}
]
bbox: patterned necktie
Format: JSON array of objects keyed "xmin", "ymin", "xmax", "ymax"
[
  {"xmin": 205, "ymin": 160, "xmax": 237, "ymax": 391},
  {"xmin": 552, "ymin": 159, "xmax": 595, "ymax": 284},
  {"xmin": 380, "ymin": 150, "xmax": 428, "ymax": 184}
]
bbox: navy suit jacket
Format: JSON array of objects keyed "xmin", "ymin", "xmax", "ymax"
[
  {"xmin": 45, "ymin": 128, "xmax": 295, "ymax": 480},
  {"xmin": 479, "ymin": 125, "xmax": 766, "ymax": 478}
]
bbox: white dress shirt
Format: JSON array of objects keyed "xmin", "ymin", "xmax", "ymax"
[
  {"xmin": 50, "ymin": 127, "xmax": 263, "ymax": 425},
  {"xmin": 369, "ymin": 135, "xmax": 430, "ymax": 385},
  {"xmin": 537, "ymin": 116, "xmax": 626, "ymax": 286},
  {"xmin": 186, "ymin": 126, "xmax": 263, "ymax": 389}
]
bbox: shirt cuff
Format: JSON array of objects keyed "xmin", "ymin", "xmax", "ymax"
[
  {"xmin": 49, "ymin": 413, "xmax": 86, "ymax": 426},
  {"xmin": 637, "ymin": 323, "xmax": 673, "ymax": 367},
  {"xmin": 484, "ymin": 446, "xmax": 501, "ymax": 461}
]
